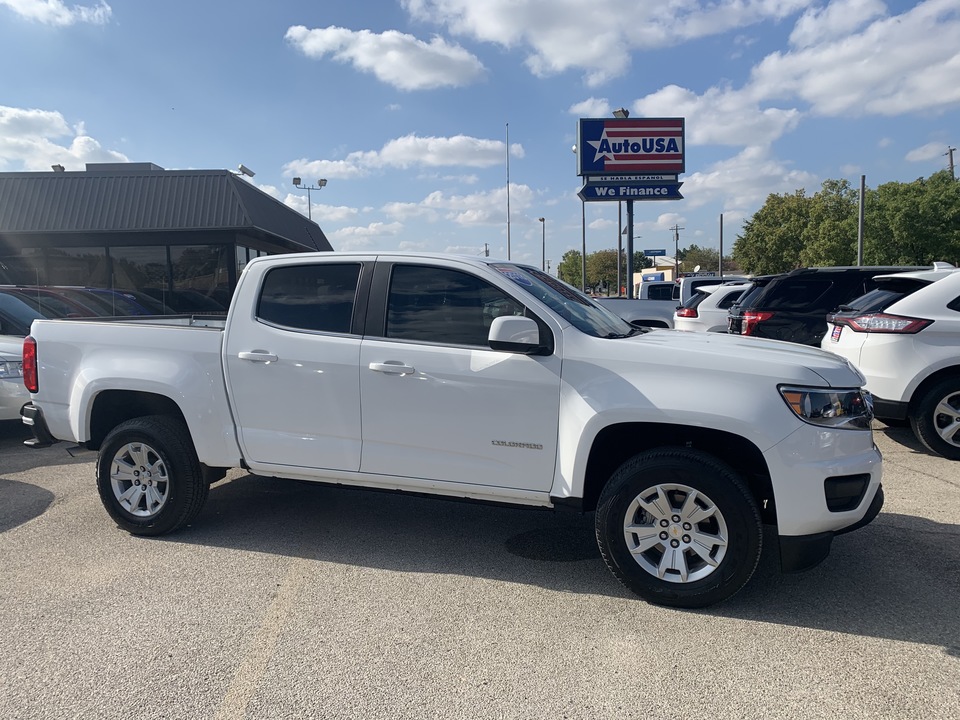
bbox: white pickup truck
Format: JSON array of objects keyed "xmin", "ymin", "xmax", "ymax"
[{"xmin": 21, "ymin": 252, "xmax": 883, "ymax": 608}]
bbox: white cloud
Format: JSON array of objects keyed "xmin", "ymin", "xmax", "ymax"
[
  {"xmin": 379, "ymin": 134, "xmax": 519, "ymax": 167},
  {"xmin": 283, "ymin": 134, "xmax": 519, "ymax": 180},
  {"xmin": 383, "ymin": 201, "xmax": 440, "ymax": 222},
  {"xmin": 905, "ymin": 142, "xmax": 950, "ymax": 163},
  {"xmin": 403, "ymin": 0, "xmax": 809, "ymax": 86},
  {"xmin": 0, "ymin": 105, "xmax": 126, "ymax": 171},
  {"xmin": 789, "ymin": 0, "xmax": 886, "ymax": 48},
  {"xmin": 682, "ymin": 145, "xmax": 819, "ymax": 210},
  {"xmin": 878, "ymin": 137, "xmax": 893, "ymax": 148},
  {"xmin": 748, "ymin": 0, "xmax": 960, "ymax": 116},
  {"xmin": 329, "ymin": 222, "xmax": 405, "ymax": 251},
  {"xmin": 284, "ymin": 25, "xmax": 486, "ymax": 90},
  {"xmin": 0, "ymin": 0, "xmax": 111, "ymax": 25},
  {"xmin": 422, "ymin": 183, "xmax": 534, "ymax": 226},
  {"xmin": 633, "ymin": 84, "xmax": 801, "ymax": 146},
  {"xmin": 568, "ymin": 97, "xmax": 611, "ymax": 117}
]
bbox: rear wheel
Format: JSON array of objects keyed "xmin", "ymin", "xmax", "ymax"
[
  {"xmin": 96, "ymin": 415, "xmax": 208, "ymax": 535},
  {"xmin": 595, "ymin": 447, "xmax": 762, "ymax": 608},
  {"xmin": 910, "ymin": 378, "xmax": 960, "ymax": 460}
]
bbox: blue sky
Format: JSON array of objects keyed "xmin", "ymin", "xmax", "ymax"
[{"xmin": 1, "ymin": 0, "xmax": 958, "ymax": 271}]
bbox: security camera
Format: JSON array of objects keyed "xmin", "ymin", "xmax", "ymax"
[{"xmin": 237, "ymin": 164, "xmax": 255, "ymax": 178}]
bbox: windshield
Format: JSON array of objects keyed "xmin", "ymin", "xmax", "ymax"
[{"xmin": 491, "ymin": 264, "xmax": 636, "ymax": 338}]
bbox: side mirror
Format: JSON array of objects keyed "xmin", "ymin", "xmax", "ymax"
[{"xmin": 488, "ymin": 316, "xmax": 545, "ymax": 354}]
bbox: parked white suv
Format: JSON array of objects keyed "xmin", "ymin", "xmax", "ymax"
[
  {"xmin": 675, "ymin": 281, "xmax": 750, "ymax": 332},
  {"xmin": 822, "ymin": 265, "xmax": 960, "ymax": 459}
]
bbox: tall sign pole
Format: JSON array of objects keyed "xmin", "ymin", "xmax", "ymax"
[
  {"xmin": 626, "ymin": 200, "xmax": 635, "ymax": 298},
  {"xmin": 617, "ymin": 203, "xmax": 622, "ymax": 296},
  {"xmin": 581, "ymin": 201, "xmax": 586, "ymax": 292},
  {"xmin": 506, "ymin": 123, "xmax": 511, "ymax": 260}
]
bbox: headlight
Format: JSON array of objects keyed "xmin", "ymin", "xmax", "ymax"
[
  {"xmin": 0, "ymin": 360, "xmax": 24, "ymax": 379},
  {"xmin": 779, "ymin": 386, "xmax": 873, "ymax": 430}
]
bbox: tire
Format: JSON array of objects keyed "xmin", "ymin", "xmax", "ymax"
[
  {"xmin": 910, "ymin": 378, "xmax": 960, "ymax": 460},
  {"xmin": 595, "ymin": 447, "xmax": 762, "ymax": 609},
  {"xmin": 96, "ymin": 415, "xmax": 209, "ymax": 535}
]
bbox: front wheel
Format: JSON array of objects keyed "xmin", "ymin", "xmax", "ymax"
[
  {"xmin": 910, "ymin": 378, "xmax": 960, "ymax": 460},
  {"xmin": 96, "ymin": 415, "xmax": 208, "ymax": 535},
  {"xmin": 595, "ymin": 447, "xmax": 762, "ymax": 609}
]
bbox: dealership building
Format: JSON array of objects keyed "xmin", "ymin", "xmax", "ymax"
[{"xmin": 0, "ymin": 162, "xmax": 332, "ymax": 312}]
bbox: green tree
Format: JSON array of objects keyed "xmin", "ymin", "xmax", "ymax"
[
  {"xmin": 557, "ymin": 249, "xmax": 583, "ymax": 289},
  {"xmin": 587, "ymin": 248, "xmax": 620, "ymax": 295},
  {"xmin": 733, "ymin": 190, "xmax": 811, "ymax": 274},
  {"xmin": 865, "ymin": 171, "xmax": 960, "ymax": 265},
  {"xmin": 679, "ymin": 244, "xmax": 721, "ymax": 273},
  {"xmin": 799, "ymin": 179, "xmax": 860, "ymax": 267}
]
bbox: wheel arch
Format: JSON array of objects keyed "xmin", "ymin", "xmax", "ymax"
[
  {"xmin": 580, "ymin": 422, "xmax": 775, "ymax": 523},
  {"xmin": 907, "ymin": 365, "xmax": 960, "ymax": 413},
  {"xmin": 87, "ymin": 390, "xmax": 187, "ymax": 451}
]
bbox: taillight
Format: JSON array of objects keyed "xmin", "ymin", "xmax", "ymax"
[
  {"xmin": 840, "ymin": 313, "xmax": 932, "ymax": 334},
  {"xmin": 676, "ymin": 307, "xmax": 698, "ymax": 318},
  {"xmin": 742, "ymin": 311, "xmax": 774, "ymax": 336},
  {"xmin": 23, "ymin": 336, "xmax": 38, "ymax": 393}
]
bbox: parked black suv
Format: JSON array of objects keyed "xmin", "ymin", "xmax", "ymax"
[{"xmin": 727, "ymin": 266, "xmax": 924, "ymax": 346}]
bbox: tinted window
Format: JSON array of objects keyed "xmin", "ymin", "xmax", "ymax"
[
  {"xmin": 717, "ymin": 288, "xmax": 746, "ymax": 309},
  {"xmin": 648, "ymin": 284, "xmax": 674, "ymax": 300},
  {"xmin": 761, "ymin": 279, "xmax": 834, "ymax": 311},
  {"xmin": 386, "ymin": 265, "xmax": 523, "ymax": 347},
  {"xmin": 258, "ymin": 263, "xmax": 361, "ymax": 333},
  {"xmin": 839, "ymin": 280, "xmax": 930, "ymax": 313},
  {"xmin": 681, "ymin": 292, "xmax": 710, "ymax": 310}
]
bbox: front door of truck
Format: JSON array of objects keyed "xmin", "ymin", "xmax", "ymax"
[{"xmin": 358, "ymin": 262, "xmax": 561, "ymax": 492}]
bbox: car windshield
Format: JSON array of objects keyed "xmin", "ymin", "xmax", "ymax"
[{"xmin": 491, "ymin": 263, "xmax": 637, "ymax": 338}]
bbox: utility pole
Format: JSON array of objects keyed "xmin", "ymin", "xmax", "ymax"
[
  {"xmin": 671, "ymin": 224, "xmax": 685, "ymax": 280},
  {"xmin": 947, "ymin": 146, "xmax": 957, "ymax": 180}
]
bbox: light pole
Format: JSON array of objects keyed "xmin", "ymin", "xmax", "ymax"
[
  {"xmin": 538, "ymin": 217, "xmax": 546, "ymax": 271},
  {"xmin": 292, "ymin": 177, "xmax": 327, "ymax": 221}
]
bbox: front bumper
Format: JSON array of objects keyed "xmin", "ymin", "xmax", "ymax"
[
  {"xmin": 20, "ymin": 403, "xmax": 58, "ymax": 448},
  {"xmin": 779, "ymin": 484, "xmax": 884, "ymax": 572}
]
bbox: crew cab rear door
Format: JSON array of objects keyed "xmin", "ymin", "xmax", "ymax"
[
  {"xmin": 223, "ymin": 257, "xmax": 368, "ymax": 472},
  {"xmin": 358, "ymin": 260, "xmax": 561, "ymax": 492}
]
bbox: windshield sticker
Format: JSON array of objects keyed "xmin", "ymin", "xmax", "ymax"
[{"xmin": 494, "ymin": 267, "xmax": 534, "ymax": 286}]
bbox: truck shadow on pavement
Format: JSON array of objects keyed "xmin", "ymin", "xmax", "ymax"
[
  {"xmin": 0, "ymin": 478, "xmax": 55, "ymax": 533},
  {"xmin": 177, "ymin": 473, "xmax": 960, "ymax": 655}
]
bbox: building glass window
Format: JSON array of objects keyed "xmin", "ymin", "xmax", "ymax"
[
  {"xmin": 172, "ymin": 245, "xmax": 231, "ymax": 310},
  {"xmin": 257, "ymin": 263, "xmax": 361, "ymax": 334},
  {"xmin": 0, "ymin": 247, "xmax": 108, "ymax": 286}
]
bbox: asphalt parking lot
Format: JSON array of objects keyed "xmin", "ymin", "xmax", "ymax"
[{"xmin": 1, "ymin": 419, "xmax": 958, "ymax": 719}]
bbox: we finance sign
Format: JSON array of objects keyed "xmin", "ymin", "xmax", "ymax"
[{"xmin": 577, "ymin": 118, "xmax": 685, "ymax": 176}]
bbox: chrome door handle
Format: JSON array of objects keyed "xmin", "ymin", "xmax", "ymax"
[
  {"xmin": 368, "ymin": 361, "xmax": 416, "ymax": 375},
  {"xmin": 238, "ymin": 351, "xmax": 278, "ymax": 362}
]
